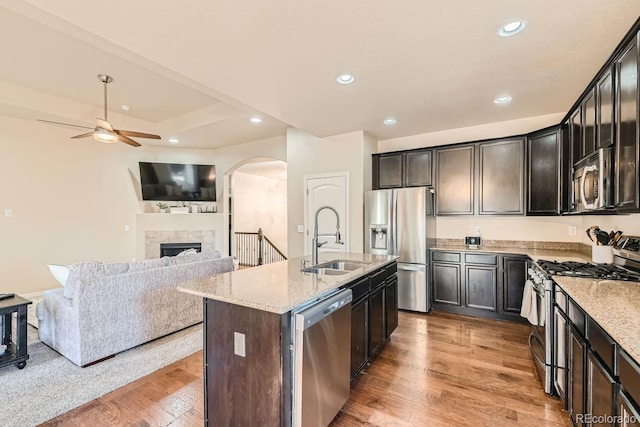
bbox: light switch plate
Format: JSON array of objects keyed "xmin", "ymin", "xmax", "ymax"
[
  {"xmin": 297, "ymin": 225, "xmax": 304, "ymax": 233},
  {"xmin": 234, "ymin": 332, "xmax": 246, "ymax": 357}
]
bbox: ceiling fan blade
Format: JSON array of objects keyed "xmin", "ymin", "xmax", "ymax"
[
  {"xmin": 116, "ymin": 130, "xmax": 161, "ymax": 139},
  {"xmin": 117, "ymin": 134, "xmax": 141, "ymax": 147},
  {"xmin": 96, "ymin": 118, "xmax": 114, "ymax": 131},
  {"xmin": 37, "ymin": 119, "xmax": 94, "ymax": 130},
  {"xmin": 71, "ymin": 132, "xmax": 95, "ymax": 139}
]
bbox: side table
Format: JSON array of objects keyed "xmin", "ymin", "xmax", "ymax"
[{"xmin": 0, "ymin": 295, "xmax": 32, "ymax": 369}]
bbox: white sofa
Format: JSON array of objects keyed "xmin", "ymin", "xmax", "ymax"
[{"xmin": 37, "ymin": 250, "xmax": 233, "ymax": 366}]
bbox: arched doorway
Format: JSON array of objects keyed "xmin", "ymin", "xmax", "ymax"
[{"xmin": 224, "ymin": 158, "xmax": 287, "ymax": 265}]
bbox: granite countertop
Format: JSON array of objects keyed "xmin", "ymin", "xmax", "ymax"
[
  {"xmin": 430, "ymin": 244, "xmax": 592, "ymax": 263},
  {"xmin": 177, "ymin": 252, "xmax": 397, "ymax": 314},
  {"xmin": 553, "ymin": 276, "xmax": 640, "ymax": 363}
]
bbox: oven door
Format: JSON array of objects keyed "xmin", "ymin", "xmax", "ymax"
[{"xmin": 528, "ymin": 282, "xmax": 554, "ymax": 394}]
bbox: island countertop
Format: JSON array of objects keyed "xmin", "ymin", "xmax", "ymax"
[{"xmin": 177, "ymin": 252, "xmax": 397, "ymax": 314}]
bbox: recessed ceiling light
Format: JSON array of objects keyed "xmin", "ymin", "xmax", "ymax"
[
  {"xmin": 250, "ymin": 117, "xmax": 262, "ymax": 123},
  {"xmin": 383, "ymin": 118, "xmax": 397, "ymax": 125},
  {"xmin": 494, "ymin": 95, "xmax": 512, "ymax": 104},
  {"xmin": 168, "ymin": 137, "xmax": 179, "ymax": 144},
  {"xmin": 120, "ymin": 104, "xmax": 130, "ymax": 111},
  {"xmin": 336, "ymin": 73, "xmax": 355, "ymax": 85},
  {"xmin": 498, "ymin": 20, "xmax": 527, "ymax": 37}
]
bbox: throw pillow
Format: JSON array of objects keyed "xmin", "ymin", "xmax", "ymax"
[
  {"xmin": 177, "ymin": 248, "xmax": 199, "ymax": 257},
  {"xmin": 47, "ymin": 264, "xmax": 70, "ymax": 287}
]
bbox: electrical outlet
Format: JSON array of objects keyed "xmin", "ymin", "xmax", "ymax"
[
  {"xmin": 568, "ymin": 226, "xmax": 577, "ymax": 236},
  {"xmin": 234, "ymin": 332, "xmax": 246, "ymax": 357},
  {"xmin": 475, "ymin": 226, "xmax": 481, "ymax": 235},
  {"xmin": 124, "ymin": 225, "xmax": 130, "ymax": 232}
]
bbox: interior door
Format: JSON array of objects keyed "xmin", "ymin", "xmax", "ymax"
[{"xmin": 305, "ymin": 173, "xmax": 349, "ymax": 256}]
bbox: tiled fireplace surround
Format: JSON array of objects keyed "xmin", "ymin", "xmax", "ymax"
[{"xmin": 144, "ymin": 230, "xmax": 215, "ymax": 259}]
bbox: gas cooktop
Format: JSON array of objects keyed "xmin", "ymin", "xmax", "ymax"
[{"xmin": 536, "ymin": 259, "xmax": 640, "ymax": 282}]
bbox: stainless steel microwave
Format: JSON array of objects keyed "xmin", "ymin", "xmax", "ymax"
[{"xmin": 572, "ymin": 147, "xmax": 614, "ymax": 212}]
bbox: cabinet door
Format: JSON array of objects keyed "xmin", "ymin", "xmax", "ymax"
[
  {"xmin": 501, "ymin": 255, "xmax": 527, "ymax": 314},
  {"xmin": 378, "ymin": 153, "xmax": 404, "ymax": 189},
  {"xmin": 478, "ymin": 138, "xmax": 525, "ymax": 215},
  {"xmin": 582, "ymin": 89, "xmax": 596, "ymax": 157},
  {"xmin": 432, "ymin": 262, "xmax": 461, "ymax": 306},
  {"xmin": 435, "ymin": 145, "xmax": 474, "ymax": 215},
  {"xmin": 554, "ymin": 308, "xmax": 568, "ymax": 404},
  {"xmin": 369, "ymin": 285, "xmax": 386, "ymax": 357},
  {"xmin": 571, "ymin": 107, "xmax": 583, "ymax": 165},
  {"xmin": 385, "ymin": 276, "xmax": 398, "ymax": 337},
  {"xmin": 615, "ymin": 35, "xmax": 640, "ymax": 211},
  {"xmin": 596, "ymin": 67, "xmax": 614, "ymax": 149},
  {"xmin": 569, "ymin": 326, "xmax": 587, "ymax": 427},
  {"xmin": 528, "ymin": 128, "xmax": 560, "ymax": 215},
  {"xmin": 465, "ymin": 265, "xmax": 497, "ymax": 311},
  {"xmin": 618, "ymin": 390, "xmax": 640, "ymax": 427},
  {"xmin": 350, "ymin": 297, "xmax": 368, "ymax": 380},
  {"xmin": 586, "ymin": 350, "xmax": 616, "ymax": 426},
  {"xmin": 404, "ymin": 150, "xmax": 432, "ymax": 187}
]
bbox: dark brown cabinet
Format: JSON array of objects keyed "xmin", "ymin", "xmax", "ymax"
[
  {"xmin": 569, "ymin": 324, "xmax": 587, "ymax": 427},
  {"xmin": 464, "ymin": 265, "xmax": 496, "ymax": 311},
  {"xmin": 618, "ymin": 390, "xmax": 640, "ymax": 427},
  {"xmin": 435, "ymin": 145, "xmax": 474, "ymax": 215},
  {"xmin": 404, "ymin": 149, "xmax": 433, "ymax": 187},
  {"xmin": 373, "ymin": 149, "xmax": 433, "ymax": 190},
  {"xmin": 527, "ymin": 126, "xmax": 569, "ymax": 215},
  {"xmin": 615, "ymin": 33, "xmax": 640, "ymax": 211},
  {"xmin": 385, "ymin": 275, "xmax": 398, "ymax": 337},
  {"xmin": 431, "ymin": 250, "xmax": 522, "ymax": 321},
  {"xmin": 500, "ymin": 255, "xmax": 527, "ymax": 316},
  {"xmin": 571, "ymin": 107, "xmax": 583, "ymax": 165},
  {"xmin": 432, "ymin": 261, "xmax": 461, "ymax": 306},
  {"xmin": 350, "ymin": 296, "xmax": 368, "ymax": 379},
  {"xmin": 619, "ymin": 350, "xmax": 640, "ymax": 426},
  {"xmin": 582, "ymin": 89, "xmax": 597, "ymax": 157},
  {"xmin": 596, "ymin": 66, "xmax": 614, "ymax": 149},
  {"xmin": 374, "ymin": 153, "xmax": 404, "ymax": 189},
  {"xmin": 369, "ymin": 283, "xmax": 385, "ymax": 357},
  {"xmin": 586, "ymin": 350, "xmax": 616, "ymax": 425},
  {"xmin": 478, "ymin": 138, "xmax": 525, "ymax": 215}
]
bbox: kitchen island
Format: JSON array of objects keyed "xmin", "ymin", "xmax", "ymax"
[{"xmin": 178, "ymin": 252, "xmax": 397, "ymax": 426}]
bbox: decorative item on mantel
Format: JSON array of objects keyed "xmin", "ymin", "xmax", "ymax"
[
  {"xmin": 170, "ymin": 201, "xmax": 190, "ymax": 214},
  {"xmin": 156, "ymin": 202, "xmax": 168, "ymax": 214}
]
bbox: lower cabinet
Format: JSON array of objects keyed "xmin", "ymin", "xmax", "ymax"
[
  {"xmin": 586, "ymin": 350, "xmax": 617, "ymax": 425},
  {"xmin": 347, "ymin": 262, "xmax": 398, "ymax": 382},
  {"xmin": 430, "ymin": 250, "xmax": 526, "ymax": 322},
  {"xmin": 369, "ymin": 284, "xmax": 386, "ymax": 357},
  {"xmin": 350, "ymin": 296, "xmax": 368, "ymax": 380},
  {"xmin": 569, "ymin": 325, "xmax": 587, "ymax": 427},
  {"xmin": 619, "ymin": 389, "xmax": 640, "ymax": 426}
]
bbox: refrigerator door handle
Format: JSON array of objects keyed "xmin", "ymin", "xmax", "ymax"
[{"xmin": 397, "ymin": 264, "xmax": 426, "ymax": 272}]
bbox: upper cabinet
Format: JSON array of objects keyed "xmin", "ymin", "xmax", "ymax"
[
  {"xmin": 478, "ymin": 138, "xmax": 525, "ymax": 215},
  {"xmin": 527, "ymin": 126, "xmax": 569, "ymax": 215},
  {"xmin": 435, "ymin": 145, "xmax": 474, "ymax": 215},
  {"xmin": 582, "ymin": 89, "xmax": 597, "ymax": 157},
  {"xmin": 372, "ymin": 148, "xmax": 432, "ymax": 189},
  {"xmin": 596, "ymin": 66, "xmax": 615, "ymax": 149},
  {"xmin": 570, "ymin": 107, "xmax": 583, "ymax": 165},
  {"xmin": 614, "ymin": 33, "xmax": 640, "ymax": 211}
]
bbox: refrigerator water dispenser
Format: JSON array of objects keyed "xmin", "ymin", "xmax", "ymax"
[{"xmin": 370, "ymin": 226, "xmax": 388, "ymax": 250}]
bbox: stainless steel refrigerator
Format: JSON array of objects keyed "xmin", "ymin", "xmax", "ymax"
[{"xmin": 364, "ymin": 187, "xmax": 435, "ymax": 312}]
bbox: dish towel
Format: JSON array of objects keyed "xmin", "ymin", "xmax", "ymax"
[{"xmin": 520, "ymin": 280, "xmax": 539, "ymax": 325}]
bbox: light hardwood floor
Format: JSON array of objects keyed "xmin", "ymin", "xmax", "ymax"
[{"xmin": 41, "ymin": 310, "xmax": 571, "ymax": 426}]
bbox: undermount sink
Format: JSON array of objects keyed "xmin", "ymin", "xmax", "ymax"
[
  {"xmin": 314, "ymin": 261, "xmax": 364, "ymax": 271},
  {"xmin": 300, "ymin": 267, "xmax": 349, "ymax": 275}
]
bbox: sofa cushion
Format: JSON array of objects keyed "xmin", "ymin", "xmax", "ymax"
[
  {"xmin": 64, "ymin": 261, "xmax": 132, "ymax": 299},
  {"xmin": 167, "ymin": 250, "xmax": 221, "ymax": 266}
]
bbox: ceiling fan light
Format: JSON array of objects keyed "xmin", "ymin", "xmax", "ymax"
[{"xmin": 94, "ymin": 128, "xmax": 118, "ymax": 143}]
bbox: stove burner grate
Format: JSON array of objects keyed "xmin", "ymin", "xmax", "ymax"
[{"xmin": 536, "ymin": 259, "xmax": 640, "ymax": 282}]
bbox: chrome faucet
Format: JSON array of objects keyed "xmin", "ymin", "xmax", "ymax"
[{"xmin": 312, "ymin": 205, "xmax": 344, "ymax": 265}]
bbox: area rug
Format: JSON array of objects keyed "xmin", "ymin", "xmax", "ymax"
[{"xmin": 0, "ymin": 322, "xmax": 203, "ymax": 427}]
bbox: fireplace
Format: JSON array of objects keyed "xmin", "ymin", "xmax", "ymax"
[{"xmin": 160, "ymin": 242, "xmax": 202, "ymax": 257}]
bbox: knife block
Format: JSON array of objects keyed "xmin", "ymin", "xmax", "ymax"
[{"xmin": 592, "ymin": 245, "xmax": 614, "ymax": 264}]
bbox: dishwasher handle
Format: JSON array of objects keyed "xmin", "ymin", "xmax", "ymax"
[{"xmin": 295, "ymin": 289, "xmax": 353, "ymax": 331}]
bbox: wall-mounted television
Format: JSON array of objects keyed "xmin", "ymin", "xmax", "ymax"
[{"xmin": 139, "ymin": 162, "xmax": 217, "ymax": 201}]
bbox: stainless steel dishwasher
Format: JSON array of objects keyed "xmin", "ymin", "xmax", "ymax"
[{"xmin": 293, "ymin": 289, "xmax": 352, "ymax": 427}]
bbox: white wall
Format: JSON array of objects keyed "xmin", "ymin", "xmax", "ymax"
[
  {"xmin": 287, "ymin": 128, "xmax": 369, "ymax": 258},
  {"xmin": 233, "ymin": 171, "xmax": 288, "ymax": 254}
]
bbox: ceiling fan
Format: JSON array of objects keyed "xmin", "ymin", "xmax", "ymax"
[{"xmin": 38, "ymin": 74, "xmax": 161, "ymax": 147}]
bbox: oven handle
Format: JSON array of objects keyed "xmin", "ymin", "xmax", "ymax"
[
  {"xmin": 529, "ymin": 333, "xmax": 547, "ymax": 367},
  {"xmin": 580, "ymin": 165, "xmax": 596, "ymax": 210}
]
